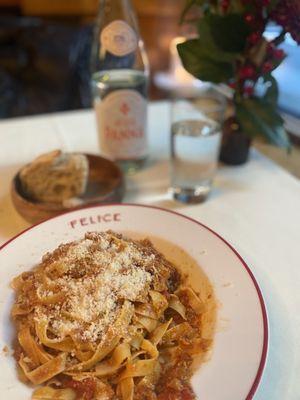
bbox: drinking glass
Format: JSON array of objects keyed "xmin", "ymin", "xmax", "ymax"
[{"xmin": 170, "ymin": 90, "xmax": 225, "ymax": 203}]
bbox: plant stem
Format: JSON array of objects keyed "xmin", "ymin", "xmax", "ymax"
[{"xmin": 273, "ymin": 30, "xmax": 286, "ymax": 46}]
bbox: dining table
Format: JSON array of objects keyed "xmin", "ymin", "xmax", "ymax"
[{"xmin": 0, "ymin": 101, "xmax": 300, "ymax": 400}]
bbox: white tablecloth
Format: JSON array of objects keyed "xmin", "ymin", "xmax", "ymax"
[{"xmin": 0, "ymin": 102, "xmax": 300, "ymax": 399}]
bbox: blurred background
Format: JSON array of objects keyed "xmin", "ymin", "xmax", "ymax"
[
  {"xmin": 0, "ymin": 0, "xmax": 299, "ymax": 176},
  {"xmin": 0, "ymin": 0, "xmax": 194, "ymax": 118},
  {"xmin": 0, "ymin": 0, "xmax": 299, "ymax": 117}
]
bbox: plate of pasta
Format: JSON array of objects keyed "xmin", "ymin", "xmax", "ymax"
[{"xmin": 0, "ymin": 204, "xmax": 268, "ymax": 400}]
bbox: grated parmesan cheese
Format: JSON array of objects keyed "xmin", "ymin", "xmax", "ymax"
[{"xmin": 34, "ymin": 232, "xmax": 155, "ymax": 343}]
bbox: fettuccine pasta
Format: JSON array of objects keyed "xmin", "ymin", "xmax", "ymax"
[{"xmin": 11, "ymin": 231, "xmax": 216, "ymax": 400}]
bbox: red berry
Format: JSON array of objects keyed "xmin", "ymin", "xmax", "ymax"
[
  {"xmin": 244, "ymin": 13, "xmax": 255, "ymax": 24},
  {"xmin": 228, "ymin": 82, "xmax": 236, "ymax": 89},
  {"xmin": 248, "ymin": 32, "xmax": 261, "ymax": 45},
  {"xmin": 262, "ymin": 61, "xmax": 273, "ymax": 73},
  {"xmin": 262, "ymin": 0, "xmax": 270, "ymax": 5},
  {"xmin": 221, "ymin": 0, "xmax": 230, "ymax": 12},
  {"xmin": 239, "ymin": 65, "xmax": 256, "ymax": 79},
  {"xmin": 244, "ymin": 86, "xmax": 254, "ymax": 96},
  {"xmin": 277, "ymin": 15, "xmax": 288, "ymax": 24},
  {"xmin": 273, "ymin": 48, "xmax": 285, "ymax": 59}
]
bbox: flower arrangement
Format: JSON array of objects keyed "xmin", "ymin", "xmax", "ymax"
[{"xmin": 178, "ymin": 0, "xmax": 300, "ymax": 158}]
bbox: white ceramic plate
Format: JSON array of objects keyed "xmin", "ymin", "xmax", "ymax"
[{"xmin": 0, "ymin": 204, "xmax": 268, "ymax": 400}]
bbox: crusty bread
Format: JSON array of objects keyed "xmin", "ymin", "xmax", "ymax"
[{"xmin": 20, "ymin": 150, "xmax": 89, "ymax": 203}]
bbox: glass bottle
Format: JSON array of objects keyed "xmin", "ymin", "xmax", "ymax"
[{"xmin": 91, "ymin": 0, "xmax": 149, "ymax": 173}]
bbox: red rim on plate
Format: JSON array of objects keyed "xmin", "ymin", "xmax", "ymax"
[{"xmin": 0, "ymin": 203, "xmax": 268, "ymax": 400}]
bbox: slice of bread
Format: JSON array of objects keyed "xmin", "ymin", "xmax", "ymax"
[{"xmin": 20, "ymin": 150, "xmax": 89, "ymax": 203}]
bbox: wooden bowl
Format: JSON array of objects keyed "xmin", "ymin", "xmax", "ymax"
[{"xmin": 11, "ymin": 154, "xmax": 125, "ymax": 225}]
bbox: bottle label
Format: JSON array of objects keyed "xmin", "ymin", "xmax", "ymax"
[
  {"xmin": 95, "ymin": 89, "xmax": 147, "ymax": 160},
  {"xmin": 100, "ymin": 20, "xmax": 138, "ymax": 57}
]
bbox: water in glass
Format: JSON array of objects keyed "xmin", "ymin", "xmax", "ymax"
[{"xmin": 171, "ymin": 118, "xmax": 221, "ymax": 203}]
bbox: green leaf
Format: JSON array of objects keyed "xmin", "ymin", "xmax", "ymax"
[
  {"xmin": 236, "ymin": 97, "xmax": 291, "ymax": 149},
  {"xmin": 177, "ymin": 39, "xmax": 234, "ymax": 83},
  {"xmin": 207, "ymin": 14, "xmax": 251, "ymax": 53},
  {"xmin": 263, "ymin": 75, "xmax": 279, "ymax": 105},
  {"xmin": 178, "ymin": 15, "xmax": 239, "ymax": 84},
  {"xmin": 197, "ymin": 17, "xmax": 239, "ymax": 63}
]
